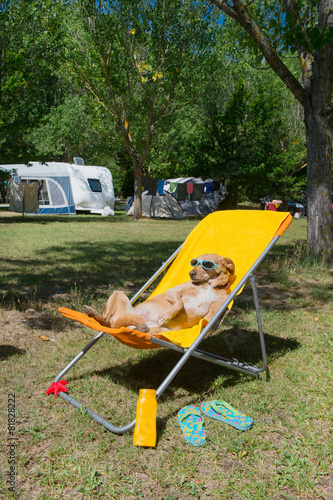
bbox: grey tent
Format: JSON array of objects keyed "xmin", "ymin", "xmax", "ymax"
[
  {"xmin": 127, "ymin": 190, "xmax": 185, "ymax": 219},
  {"xmin": 164, "ymin": 177, "xmax": 227, "ymax": 216}
]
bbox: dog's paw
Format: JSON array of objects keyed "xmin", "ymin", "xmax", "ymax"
[
  {"xmin": 157, "ymin": 313, "xmax": 170, "ymax": 326},
  {"xmin": 138, "ymin": 323, "xmax": 150, "ymax": 333},
  {"xmin": 83, "ymin": 305, "xmax": 97, "ymax": 317}
]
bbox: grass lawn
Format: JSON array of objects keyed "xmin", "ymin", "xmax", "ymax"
[{"xmin": 1, "ymin": 208, "xmax": 332, "ymax": 500}]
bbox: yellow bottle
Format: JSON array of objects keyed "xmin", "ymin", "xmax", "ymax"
[{"xmin": 133, "ymin": 389, "xmax": 157, "ymax": 447}]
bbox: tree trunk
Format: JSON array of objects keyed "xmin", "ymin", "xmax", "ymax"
[
  {"xmin": 229, "ymin": 184, "xmax": 239, "ymax": 209},
  {"xmin": 218, "ymin": 182, "xmax": 238, "ymax": 209},
  {"xmin": 304, "ymin": 96, "xmax": 333, "ymax": 259},
  {"xmin": 132, "ymin": 159, "xmax": 143, "ymax": 219}
]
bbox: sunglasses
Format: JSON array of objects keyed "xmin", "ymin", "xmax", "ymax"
[{"xmin": 190, "ymin": 258, "xmax": 223, "ymax": 272}]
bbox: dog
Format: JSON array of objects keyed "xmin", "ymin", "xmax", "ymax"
[{"xmin": 83, "ymin": 253, "xmax": 235, "ymax": 335}]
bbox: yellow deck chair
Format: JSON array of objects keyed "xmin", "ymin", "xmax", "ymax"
[{"xmin": 52, "ymin": 210, "xmax": 292, "ymax": 436}]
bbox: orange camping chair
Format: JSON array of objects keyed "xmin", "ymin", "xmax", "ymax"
[{"xmin": 49, "ymin": 210, "xmax": 292, "ymax": 439}]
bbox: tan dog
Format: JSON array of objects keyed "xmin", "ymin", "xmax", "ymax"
[{"xmin": 83, "ymin": 253, "xmax": 235, "ymax": 334}]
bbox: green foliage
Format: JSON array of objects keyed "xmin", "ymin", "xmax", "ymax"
[
  {"xmin": 0, "ymin": 0, "xmax": 67, "ymax": 162},
  {"xmin": 147, "ymin": 103, "xmax": 204, "ymax": 179},
  {"xmin": 112, "ymin": 150, "xmax": 134, "ymax": 197},
  {"xmin": 65, "ymin": 0, "xmax": 218, "ymax": 163},
  {"xmin": 28, "ymin": 94, "xmax": 116, "ymax": 163},
  {"xmin": 237, "ymin": 0, "xmax": 333, "ymax": 58},
  {"xmin": 147, "ymin": 44, "xmax": 306, "ymax": 203},
  {"xmin": 0, "ymin": 0, "xmax": 308, "ymax": 205}
]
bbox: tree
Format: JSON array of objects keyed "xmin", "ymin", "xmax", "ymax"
[
  {"xmin": 28, "ymin": 94, "xmax": 116, "ymax": 163},
  {"xmin": 0, "ymin": 0, "xmax": 66, "ymax": 162},
  {"xmin": 67, "ymin": 0, "xmax": 217, "ymax": 218},
  {"xmin": 210, "ymin": 0, "xmax": 333, "ymax": 260},
  {"xmin": 199, "ymin": 73, "xmax": 306, "ymax": 206},
  {"xmin": 146, "ymin": 26, "xmax": 307, "ymax": 205},
  {"xmin": 150, "ymin": 59, "xmax": 306, "ymax": 206}
]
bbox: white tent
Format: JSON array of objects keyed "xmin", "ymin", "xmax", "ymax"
[
  {"xmin": 127, "ymin": 190, "xmax": 185, "ymax": 219},
  {"xmin": 164, "ymin": 177, "xmax": 227, "ymax": 216},
  {"xmin": 1, "ymin": 162, "xmax": 115, "ymax": 215}
]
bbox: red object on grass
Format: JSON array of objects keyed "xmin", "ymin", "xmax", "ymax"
[{"xmin": 46, "ymin": 380, "xmax": 68, "ymax": 397}]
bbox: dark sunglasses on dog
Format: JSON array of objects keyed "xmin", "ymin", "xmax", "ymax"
[{"xmin": 190, "ymin": 258, "xmax": 224, "ymax": 272}]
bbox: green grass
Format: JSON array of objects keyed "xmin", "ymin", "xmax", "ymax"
[{"xmin": 0, "ymin": 209, "xmax": 332, "ymax": 500}]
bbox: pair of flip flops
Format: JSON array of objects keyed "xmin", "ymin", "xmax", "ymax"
[{"xmin": 177, "ymin": 401, "xmax": 253, "ymax": 446}]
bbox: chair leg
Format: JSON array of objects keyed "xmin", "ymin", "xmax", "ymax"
[
  {"xmin": 250, "ymin": 274, "xmax": 268, "ymax": 373},
  {"xmin": 55, "ymin": 331, "xmax": 105, "ymax": 382},
  {"xmin": 53, "ymin": 331, "xmax": 136, "ymax": 434}
]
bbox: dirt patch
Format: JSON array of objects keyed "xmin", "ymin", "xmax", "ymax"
[
  {"xmin": 0, "ymin": 308, "xmax": 70, "ymax": 354},
  {"xmin": 316, "ymin": 474, "xmax": 333, "ymax": 500}
]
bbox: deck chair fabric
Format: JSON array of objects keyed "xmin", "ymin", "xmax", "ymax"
[
  {"xmin": 59, "ymin": 210, "xmax": 292, "ymax": 349},
  {"xmin": 58, "ymin": 307, "xmax": 208, "ymax": 349},
  {"xmin": 151, "ymin": 209, "xmax": 291, "ymax": 298}
]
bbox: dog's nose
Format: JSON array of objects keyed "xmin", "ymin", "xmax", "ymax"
[{"xmin": 189, "ymin": 269, "xmax": 196, "ymax": 278}]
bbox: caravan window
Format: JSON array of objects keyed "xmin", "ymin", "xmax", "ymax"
[
  {"xmin": 88, "ymin": 178, "xmax": 102, "ymax": 192},
  {"xmin": 38, "ymin": 180, "xmax": 50, "ymax": 205}
]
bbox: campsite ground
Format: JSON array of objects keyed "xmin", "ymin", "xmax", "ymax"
[{"xmin": 0, "ymin": 207, "xmax": 332, "ymax": 500}]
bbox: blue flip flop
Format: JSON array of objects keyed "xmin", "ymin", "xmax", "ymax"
[
  {"xmin": 201, "ymin": 401, "xmax": 253, "ymax": 431},
  {"xmin": 177, "ymin": 405, "xmax": 206, "ymax": 446}
]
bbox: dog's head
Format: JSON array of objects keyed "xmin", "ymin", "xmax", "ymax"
[{"xmin": 189, "ymin": 253, "xmax": 235, "ymax": 288}]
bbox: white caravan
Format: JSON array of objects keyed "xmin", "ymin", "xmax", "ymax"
[{"xmin": 0, "ymin": 161, "xmax": 115, "ymax": 215}]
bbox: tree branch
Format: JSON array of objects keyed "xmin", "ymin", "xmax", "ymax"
[
  {"xmin": 282, "ymin": 0, "xmax": 314, "ymax": 90},
  {"xmin": 210, "ymin": 0, "xmax": 308, "ymax": 105}
]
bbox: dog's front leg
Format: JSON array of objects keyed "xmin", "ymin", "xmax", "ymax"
[
  {"xmin": 156, "ymin": 290, "xmax": 183, "ymax": 326},
  {"xmin": 204, "ymin": 299, "xmax": 226, "ymax": 324}
]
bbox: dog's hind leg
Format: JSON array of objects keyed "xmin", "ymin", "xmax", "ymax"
[
  {"xmin": 101, "ymin": 290, "xmax": 133, "ymax": 327},
  {"xmin": 83, "ymin": 305, "xmax": 104, "ymax": 324},
  {"xmin": 83, "ymin": 290, "xmax": 133, "ymax": 328}
]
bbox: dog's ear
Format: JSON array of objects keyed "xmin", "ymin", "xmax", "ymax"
[
  {"xmin": 221, "ymin": 257, "xmax": 235, "ymax": 275},
  {"xmin": 210, "ymin": 257, "xmax": 235, "ymax": 288}
]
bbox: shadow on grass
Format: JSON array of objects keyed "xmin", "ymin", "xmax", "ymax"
[
  {"xmin": 1, "ymin": 239, "xmax": 184, "ymax": 307},
  {"xmin": 0, "ymin": 344, "xmax": 26, "ymax": 360},
  {"xmin": 0, "ymin": 208, "xmax": 129, "ymax": 224},
  {"xmin": 68, "ymin": 328, "xmax": 300, "ymax": 398},
  {"xmin": 25, "ymin": 314, "xmax": 68, "ymax": 332},
  {"xmin": 2, "ymin": 238, "xmax": 331, "ymax": 311}
]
